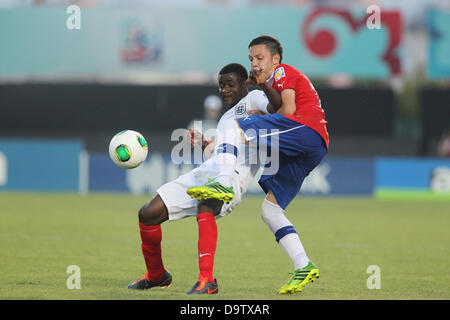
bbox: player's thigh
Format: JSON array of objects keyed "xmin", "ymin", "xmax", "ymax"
[
  {"xmin": 265, "ymin": 190, "xmax": 278, "ymax": 205},
  {"xmin": 259, "ymin": 156, "xmax": 308, "ymax": 210},
  {"xmin": 237, "ymin": 114, "xmax": 323, "ymax": 158},
  {"xmin": 260, "ymin": 145, "xmax": 326, "ymax": 209},
  {"xmin": 198, "ymin": 199, "xmax": 224, "ymax": 216},
  {"xmin": 156, "ymin": 178, "xmax": 199, "ymax": 221}
]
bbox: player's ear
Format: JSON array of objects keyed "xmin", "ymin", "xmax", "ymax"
[
  {"xmin": 242, "ymin": 78, "xmax": 249, "ymax": 90},
  {"xmin": 272, "ymin": 53, "xmax": 281, "ymax": 65}
]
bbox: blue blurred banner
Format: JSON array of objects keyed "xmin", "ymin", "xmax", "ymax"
[
  {"xmin": 88, "ymin": 153, "xmax": 375, "ymax": 196},
  {"xmin": 376, "ymin": 157, "xmax": 450, "ymax": 193},
  {"xmin": 88, "ymin": 152, "xmax": 196, "ymax": 194},
  {"xmin": 300, "ymin": 157, "xmax": 375, "ymax": 196},
  {"xmin": 0, "ymin": 6, "xmax": 403, "ymax": 78},
  {"xmin": 427, "ymin": 9, "xmax": 450, "ymax": 79},
  {"xmin": 0, "ymin": 139, "xmax": 82, "ymax": 191},
  {"xmin": 89, "ymin": 154, "xmax": 450, "ymax": 196},
  {"xmin": 1, "ymin": 142, "xmax": 448, "ymax": 196}
]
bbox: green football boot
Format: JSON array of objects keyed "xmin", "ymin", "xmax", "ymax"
[
  {"xmin": 187, "ymin": 182, "xmax": 234, "ymax": 203},
  {"xmin": 277, "ymin": 261, "xmax": 320, "ymax": 294}
]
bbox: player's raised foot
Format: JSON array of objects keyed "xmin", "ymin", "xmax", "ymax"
[
  {"xmin": 127, "ymin": 270, "xmax": 172, "ymax": 290},
  {"xmin": 187, "ymin": 182, "xmax": 234, "ymax": 203},
  {"xmin": 186, "ymin": 276, "xmax": 218, "ymax": 295},
  {"xmin": 277, "ymin": 261, "xmax": 319, "ymax": 295}
]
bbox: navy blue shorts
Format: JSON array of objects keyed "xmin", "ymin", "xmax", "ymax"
[{"xmin": 237, "ymin": 113, "xmax": 327, "ymax": 209}]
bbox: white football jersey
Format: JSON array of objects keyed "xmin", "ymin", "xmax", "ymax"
[
  {"xmin": 218, "ymin": 89, "xmax": 269, "ymax": 123},
  {"xmin": 192, "ymin": 89, "xmax": 268, "ymax": 203},
  {"xmin": 156, "ymin": 89, "xmax": 269, "ymax": 220}
]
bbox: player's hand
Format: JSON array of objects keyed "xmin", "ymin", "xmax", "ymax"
[
  {"xmin": 188, "ymin": 129, "xmax": 204, "ymax": 149},
  {"xmin": 189, "ymin": 129, "xmax": 212, "ymax": 150},
  {"xmin": 203, "ymin": 141, "xmax": 216, "ymax": 159},
  {"xmin": 247, "ymin": 66, "xmax": 266, "ymax": 85}
]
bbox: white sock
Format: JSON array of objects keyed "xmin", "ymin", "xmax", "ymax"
[
  {"xmin": 261, "ymin": 198, "xmax": 309, "ymax": 270},
  {"xmin": 214, "ymin": 119, "xmax": 240, "ymax": 187}
]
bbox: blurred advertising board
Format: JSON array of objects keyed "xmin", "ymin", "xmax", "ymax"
[
  {"xmin": 1, "ymin": 142, "xmax": 448, "ymax": 198},
  {"xmin": 427, "ymin": 9, "xmax": 450, "ymax": 79},
  {"xmin": 0, "ymin": 139, "xmax": 82, "ymax": 192},
  {"xmin": 0, "ymin": 6, "xmax": 402, "ymax": 79},
  {"xmin": 375, "ymin": 157, "xmax": 450, "ymax": 198},
  {"xmin": 88, "ymin": 153, "xmax": 449, "ymax": 198},
  {"xmin": 88, "ymin": 153, "xmax": 376, "ymax": 196}
]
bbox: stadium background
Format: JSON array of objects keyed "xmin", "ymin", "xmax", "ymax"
[{"xmin": 0, "ymin": 0, "xmax": 449, "ymax": 301}]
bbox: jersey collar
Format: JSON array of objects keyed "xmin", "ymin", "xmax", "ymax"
[{"xmin": 266, "ymin": 64, "xmax": 281, "ymax": 86}]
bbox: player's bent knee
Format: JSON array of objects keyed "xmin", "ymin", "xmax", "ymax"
[
  {"xmin": 198, "ymin": 199, "xmax": 223, "ymax": 216},
  {"xmin": 138, "ymin": 195, "xmax": 168, "ymax": 225},
  {"xmin": 137, "ymin": 204, "xmax": 150, "ymax": 223},
  {"xmin": 260, "ymin": 202, "xmax": 269, "ymax": 224},
  {"xmin": 261, "ymin": 197, "xmax": 282, "ymax": 224}
]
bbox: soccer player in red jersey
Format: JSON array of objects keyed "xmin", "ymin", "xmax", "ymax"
[{"xmin": 188, "ymin": 35, "xmax": 329, "ymax": 294}]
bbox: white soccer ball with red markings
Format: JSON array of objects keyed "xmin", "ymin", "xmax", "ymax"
[{"xmin": 109, "ymin": 130, "xmax": 148, "ymax": 169}]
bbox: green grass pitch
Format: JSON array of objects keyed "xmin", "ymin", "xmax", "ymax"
[{"xmin": 0, "ymin": 193, "xmax": 449, "ymax": 300}]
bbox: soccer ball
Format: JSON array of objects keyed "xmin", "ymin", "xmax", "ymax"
[{"xmin": 109, "ymin": 130, "xmax": 148, "ymax": 169}]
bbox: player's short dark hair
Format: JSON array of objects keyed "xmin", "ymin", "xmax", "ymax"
[
  {"xmin": 248, "ymin": 35, "xmax": 283, "ymax": 63},
  {"xmin": 219, "ymin": 63, "xmax": 248, "ymax": 83}
]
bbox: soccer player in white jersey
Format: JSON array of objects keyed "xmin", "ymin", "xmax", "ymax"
[{"xmin": 127, "ymin": 63, "xmax": 269, "ymax": 294}]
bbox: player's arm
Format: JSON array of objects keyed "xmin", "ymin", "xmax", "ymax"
[
  {"xmin": 189, "ymin": 129, "xmax": 212, "ymax": 151},
  {"xmin": 247, "ymin": 90, "xmax": 272, "ymax": 115},
  {"xmin": 248, "ymin": 69, "xmax": 282, "ymax": 111},
  {"xmin": 203, "ymin": 140, "xmax": 216, "ymax": 160},
  {"xmin": 277, "ymin": 89, "xmax": 296, "ymax": 116},
  {"xmin": 266, "ymin": 103, "xmax": 277, "ymax": 114},
  {"xmin": 258, "ymin": 82, "xmax": 282, "ymax": 112}
]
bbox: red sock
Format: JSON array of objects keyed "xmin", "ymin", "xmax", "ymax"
[
  {"xmin": 196, "ymin": 212, "xmax": 218, "ymax": 283},
  {"xmin": 139, "ymin": 222, "xmax": 165, "ymax": 282}
]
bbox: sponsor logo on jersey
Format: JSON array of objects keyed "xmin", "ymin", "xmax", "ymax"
[{"xmin": 274, "ymin": 67, "xmax": 285, "ymax": 81}]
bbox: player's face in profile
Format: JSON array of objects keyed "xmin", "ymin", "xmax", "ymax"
[
  {"xmin": 218, "ymin": 73, "xmax": 246, "ymax": 106},
  {"xmin": 248, "ymin": 44, "xmax": 280, "ymax": 80}
]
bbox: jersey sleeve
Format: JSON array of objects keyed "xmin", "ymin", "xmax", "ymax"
[
  {"xmin": 273, "ymin": 65, "xmax": 300, "ymax": 92},
  {"xmin": 248, "ymin": 90, "xmax": 269, "ymax": 113}
]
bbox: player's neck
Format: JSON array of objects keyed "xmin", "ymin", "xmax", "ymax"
[
  {"xmin": 264, "ymin": 65, "xmax": 277, "ymax": 82},
  {"xmin": 227, "ymin": 95, "xmax": 246, "ymax": 110},
  {"xmin": 269, "ymin": 63, "xmax": 280, "ymax": 78}
]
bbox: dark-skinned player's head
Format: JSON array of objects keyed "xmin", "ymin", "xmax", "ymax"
[
  {"xmin": 248, "ymin": 35, "xmax": 283, "ymax": 81},
  {"xmin": 218, "ymin": 63, "xmax": 248, "ymax": 107}
]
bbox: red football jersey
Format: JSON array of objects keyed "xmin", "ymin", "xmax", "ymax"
[{"xmin": 269, "ymin": 64, "xmax": 329, "ymax": 150}]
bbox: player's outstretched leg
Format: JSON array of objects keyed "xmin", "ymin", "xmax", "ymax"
[
  {"xmin": 187, "ymin": 181, "xmax": 234, "ymax": 203},
  {"xmin": 128, "ymin": 195, "xmax": 172, "ymax": 290},
  {"xmin": 187, "ymin": 119, "xmax": 241, "ymax": 203},
  {"xmin": 260, "ymin": 195, "xmax": 319, "ymax": 294}
]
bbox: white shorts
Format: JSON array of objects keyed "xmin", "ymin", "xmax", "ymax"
[{"xmin": 157, "ymin": 163, "xmax": 252, "ymax": 221}]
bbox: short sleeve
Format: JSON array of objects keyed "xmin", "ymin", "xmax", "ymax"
[
  {"xmin": 248, "ymin": 90, "xmax": 269, "ymax": 113},
  {"xmin": 273, "ymin": 65, "xmax": 299, "ymax": 92}
]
